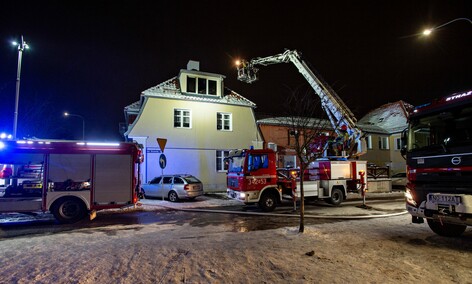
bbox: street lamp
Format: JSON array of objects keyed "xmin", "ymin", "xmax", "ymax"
[
  {"xmin": 422, "ymin": 17, "xmax": 472, "ymax": 36},
  {"xmin": 12, "ymin": 35, "xmax": 29, "ymax": 139},
  {"xmin": 64, "ymin": 112, "xmax": 85, "ymax": 141}
]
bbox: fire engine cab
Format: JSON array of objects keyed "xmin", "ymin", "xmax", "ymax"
[{"xmin": 226, "ymin": 148, "xmax": 366, "ymax": 211}]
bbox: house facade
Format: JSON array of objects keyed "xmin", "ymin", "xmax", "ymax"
[
  {"xmin": 358, "ymin": 101, "xmax": 412, "ymax": 175},
  {"xmin": 256, "ymin": 101, "xmax": 411, "ymax": 175},
  {"xmin": 124, "ymin": 61, "xmax": 263, "ymax": 192}
]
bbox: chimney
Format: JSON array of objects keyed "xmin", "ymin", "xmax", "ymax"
[{"xmin": 187, "ymin": 60, "xmax": 200, "ymax": 71}]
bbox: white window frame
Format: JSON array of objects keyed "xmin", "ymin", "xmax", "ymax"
[
  {"xmin": 379, "ymin": 136, "xmax": 389, "ymax": 150},
  {"xmin": 216, "ymin": 150, "xmax": 229, "ymax": 172},
  {"xmin": 174, "ymin": 108, "xmax": 192, "ymax": 128},
  {"xmin": 217, "ymin": 112, "xmax": 232, "ymax": 131},
  {"xmin": 394, "ymin": 137, "xmax": 403, "ymax": 150},
  {"xmin": 186, "ymin": 76, "xmax": 218, "ymax": 96},
  {"xmin": 366, "ymin": 135, "xmax": 373, "ymax": 149}
]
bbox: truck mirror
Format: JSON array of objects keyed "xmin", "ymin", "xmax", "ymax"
[{"xmin": 400, "ymin": 146, "xmax": 407, "ymax": 159}]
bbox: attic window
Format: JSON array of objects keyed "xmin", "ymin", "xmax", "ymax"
[
  {"xmin": 187, "ymin": 77, "xmax": 196, "ymax": 93},
  {"xmin": 186, "ymin": 76, "xmax": 217, "ymax": 96}
]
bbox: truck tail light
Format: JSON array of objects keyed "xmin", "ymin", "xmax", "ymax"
[{"xmin": 407, "ymin": 166, "xmax": 416, "ymax": 181}]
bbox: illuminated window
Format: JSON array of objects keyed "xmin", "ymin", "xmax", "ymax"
[
  {"xmin": 217, "ymin": 112, "xmax": 232, "ymax": 131},
  {"xmin": 174, "ymin": 109, "xmax": 191, "ymax": 128},
  {"xmin": 379, "ymin": 136, "xmax": 389, "ymax": 150},
  {"xmin": 216, "ymin": 150, "xmax": 229, "ymax": 172}
]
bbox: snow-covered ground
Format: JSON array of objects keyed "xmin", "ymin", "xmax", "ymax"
[{"xmin": 1, "ymin": 193, "xmax": 471, "ymax": 283}]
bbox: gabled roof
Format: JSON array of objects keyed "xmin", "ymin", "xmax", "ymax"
[
  {"xmin": 124, "ymin": 76, "xmax": 256, "ymax": 111},
  {"xmin": 358, "ymin": 101, "xmax": 413, "ymax": 134}
]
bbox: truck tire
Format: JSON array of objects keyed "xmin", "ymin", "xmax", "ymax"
[
  {"xmin": 51, "ymin": 197, "xmax": 87, "ymax": 224},
  {"xmin": 139, "ymin": 188, "xmax": 146, "ymax": 199},
  {"xmin": 327, "ymin": 188, "xmax": 343, "ymax": 206},
  {"xmin": 259, "ymin": 193, "xmax": 277, "ymax": 212},
  {"xmin": 427, "ymin": 219, "xmax": 467, "ymax": 237}
]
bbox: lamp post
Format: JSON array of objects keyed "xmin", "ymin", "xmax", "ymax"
[
  {"xmin": 64, "ymin": 112, "xmax": 85, "ymax": 141},
  {"xmin": 422, "ymin": 17, "xmax": 472, "ymax": 36},
  {"xmin": 12, "ymin": 35, "xmax": 29, "ymax": 139}
]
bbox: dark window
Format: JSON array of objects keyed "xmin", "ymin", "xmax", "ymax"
[
  {"xmin": 216, "ymin": 150, "xmax": 229, "ymax": 171},
  {"xmin": 150, "ymin": 177, "xmax": 162, "ymax": 184},
  {"xmin": 174, "ymin": 109, "xmax": 191, "ymax": 128},
  {"xmin": 187, "ymin": 77, "xmax": 196, "ymax": 93},
  {"xmin": 163, "ymin": 176, "xmax": 173, "ymax": 184},
  {"xmin": 173, "ymin": 177, "xmax": 184, "ymax": 184},
  {"xmin": 198, "ymin": 78, "xmax": 206, "ymax": 94},
  {"xmin": 208, "ymin": 80, "xmax": 217, "ymax": 95}
]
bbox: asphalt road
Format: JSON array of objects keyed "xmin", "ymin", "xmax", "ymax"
[{"xmin": 0, "ymin": 193, "xmax": 405, "ymax": 238}]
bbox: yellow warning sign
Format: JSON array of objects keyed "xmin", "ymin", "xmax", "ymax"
[{"xmin": 157, "ymin": 138, "xmax": 167, "ymax": 152}]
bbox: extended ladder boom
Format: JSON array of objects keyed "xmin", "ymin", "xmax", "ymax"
[{"xmin": 237, "ymin": 49, "xmax": 365, "ymax": 158}]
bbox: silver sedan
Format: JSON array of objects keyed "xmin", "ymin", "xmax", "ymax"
[{"xmin": 141, "ymin": 174, "xmax": 204, "ymax": 202}]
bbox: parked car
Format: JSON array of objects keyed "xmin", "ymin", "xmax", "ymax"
[
  {"xmin": 141, "ymin": 174, "xmax": 203, "ymax": 202},
  {"xmin": 391, "ymin": 172, "xmax": 407, "ymax": 189}
]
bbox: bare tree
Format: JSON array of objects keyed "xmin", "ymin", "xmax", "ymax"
[{"xmin": 278, "ymin": 87, "xmax": 336, "ymax": 233}]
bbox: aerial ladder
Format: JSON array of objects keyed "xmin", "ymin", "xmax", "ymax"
[{"xmin": 236, "ymin": 49, "xmax": 366, "ymax": 158}]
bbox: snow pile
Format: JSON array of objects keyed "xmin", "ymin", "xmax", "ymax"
[
  {"xmin": 0, "ymin": 214, "xmax": 471, "ymax": 283},
  {"xmin": 1, "ymin": 194, "xmax": 471, "ymax": 284}
]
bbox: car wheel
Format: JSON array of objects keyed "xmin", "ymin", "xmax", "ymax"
[
  {"xmin": 426, "ymin": 219, "xmax": 467, "ymax": 237},
  {"xmin": 51, "ymin": 197, "xmax": 87, "ymax": 224},
  {"xmin": 327, "ymin": 188, "xmax": 343, "ymax": 206},
  {"xmin": 259, "ymin": 193, "xmax": 277, "ymax": 212},
  {"xmin": 168, "ymin": 191, "xmax": 179, "ymax": 202},
  {"xmin": 138, "ymin": 189, "xmax": 145, "ymax": 199}
]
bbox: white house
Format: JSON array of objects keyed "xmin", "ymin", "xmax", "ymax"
[
  {"xmin": 124, "ymin": 61, "xmax": 263, "ymax": 192},
  {"xmin": 358, "ymin": 100, "xmax": 413, "ymax": 174}
]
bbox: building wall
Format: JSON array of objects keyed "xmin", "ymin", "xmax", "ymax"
[
  {"xmin": 128, "ymin": 97, "xmax": 262, "ymax": 191},
  {"xmin": 389, "ymin": 133, "xmax": 406, "ymax": 174},
  {"xmin": 360, "ymin": 133, "xmax": 391, "ymax": 167}
]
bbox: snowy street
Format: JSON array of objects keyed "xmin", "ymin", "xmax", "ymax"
[{"xmin": 0, "ymin": 194, "xmax": 471, "ymax": 283}]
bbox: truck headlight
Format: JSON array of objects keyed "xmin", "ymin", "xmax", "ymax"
[
  {"xmin": 405, "ymin": 188, "xmax": 417, "ymax": 206},
  {"xmin": 240, "ymin": 192, "xmax": 246, "ymax": 198}
]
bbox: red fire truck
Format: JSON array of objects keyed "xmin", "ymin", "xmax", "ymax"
[
  {"xmin": 228, "ymin": 50, "xmax": 368, "ymax": 210},
  {"xmin": 404, "ymin": 90, "xmax": 472, "ymax": 237},
  {"xmin": 226, "ymin": 148, "xmax": 366, "ymax": 211},
  {"xmin": 0, "ymin": 140, "xmax": 142, "ymax": 223}
]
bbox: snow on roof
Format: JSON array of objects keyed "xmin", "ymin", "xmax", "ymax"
[
  {"xmin": 142, "ymin": 77, "xmax": 256, "ymax": 107},
  {"xmin": 257, "ymin": 117, "xmax": 333, "ymax": 129},
  {"xmin": 358, "ymin": 101, "xmax": 413, "ymax": 134},
  {"xmin": 124, "ymin": 76, "xmax": 256, "ymax": 111},
  {"xmin": 123, "ymin": 100, "xmax": 142, "ymax": 113}
]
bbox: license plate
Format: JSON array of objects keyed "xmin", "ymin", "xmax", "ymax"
[{"xmin": 428, "ymin": 194, "xmax": 461, "ymax": 205}]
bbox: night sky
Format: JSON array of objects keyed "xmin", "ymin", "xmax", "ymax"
[{"xmin": 0, "ymin": 1, "xmax": 471, "ymax": 140}]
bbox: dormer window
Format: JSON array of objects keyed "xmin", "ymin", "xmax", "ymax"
[{"xmin": 186, "ymin": 76, "xmax": 218, "ymax": 96}]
